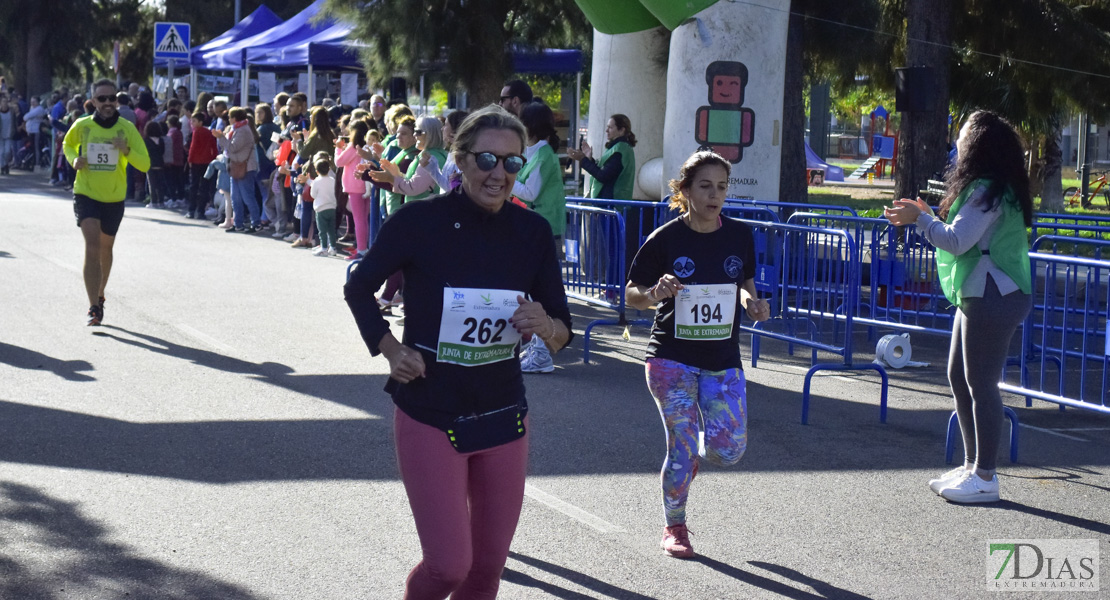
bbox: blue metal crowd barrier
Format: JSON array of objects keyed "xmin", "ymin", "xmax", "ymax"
[
  {"xmin": 1030, "ymin": 221, "xmax": 1110, "ymax": 245},
  {"xmin": 1033, "ymin": 212, "xmax": 1110, "ymax": 228},
  {"xmin": 563, "ymin": 204, "xmax": 651, "ymax": 363},
  {"xmin": 736, "ymin": 219, "xmax": 889, "ymax": 424},
  {"xmin": 1031, "ymin": 234, "xmax": 1110, "ymax": 259},
  {"xmin": 732, "ymin": 199, "xmax": 857, "ymax": 221},
  {"xmin": 1002, "ymin": 252, "xmax": 1110, "ymax": 416},
  {"xmin": 786, "ymin": 213, "xmax": 955, "ymax": 338}
]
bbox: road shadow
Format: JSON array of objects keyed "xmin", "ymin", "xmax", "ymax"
[
  {"xmin": 693, "ymin": 555, "xmax": 872, "ymax": 599},
  {"xmin": 0, "ymin": 342, "xmax": 96, "ymax": 382},
  {"xmin": 0, "ymin": 250, "xmax": 12, "ymax": 258},
  {"xmin": 988, "ymin": 500, "xmax": 1110, "ymax": 536},
  {"xmin": 0, "ymin": 399, "xmax": 397, "ymax": 482},
  {"xmin": 92, "ymin": 325, "xmax": 379, "ymax": 413},
  {"xmin": 0, "ymin": 482, "xmax": 261, "ymax": 599},
  {"xmin": 503, "ymin": 552, "xmax": 658, "ymax": 600}
]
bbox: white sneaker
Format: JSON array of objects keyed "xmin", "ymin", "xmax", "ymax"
[
  {"xmin": 939, "ymin": 472, "xmax": 1000, "ymax": 503},
  {"xmin": 520, "ymin": 339, "xmax": 554, "ymax": 373},
  {"xmin": 928, "ymin": 466, "xmax": 967, "ymax": 495},
  {"xmin": 283, "ymin": 233, "xmax": 300, "ymax": 242},
  {"xmin": 272, "ymin": 231, "xmax": 285, "ymax": 238},
  {"xmin": 312, "ymin": 247, "xmax": 328, "ymax": 256},
  {"xmin": 327, "ymin": 247, "xmax": 338, "ymax": 256}
]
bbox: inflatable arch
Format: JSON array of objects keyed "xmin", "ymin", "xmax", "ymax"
[{"xmin": 574, "ymin": 0, "xmax": 789, "ymax": 201}]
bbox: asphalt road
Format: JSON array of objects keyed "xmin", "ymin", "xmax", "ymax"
[{"xmin": 2, "ymin": 170, "xmax": 1108, "ymax": 600}]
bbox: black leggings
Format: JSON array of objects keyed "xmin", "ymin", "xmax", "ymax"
[{"xmin": 948, "ymin": 277, "xmax": 1031, "ymax": 470}]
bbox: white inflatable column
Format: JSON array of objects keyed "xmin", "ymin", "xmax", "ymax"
[
  {"xmin": 662, "ymin": 0, "xmax": 790, "ymax": 201},
  {"xmin": 585, "ymin": 27, "xmax": 668, "ymax": 200}
]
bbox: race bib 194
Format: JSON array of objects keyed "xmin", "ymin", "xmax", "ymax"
[
  {"xmin": 675, "ymin": 283, "xmax": 738, "ymax": 340},
  {"xmin": 437, "ymin": 288, "xmax": 524, "ymax": 366},
  {"xmin": 86, "ymin": 143, "xmax": 119, "ymax": 171}
]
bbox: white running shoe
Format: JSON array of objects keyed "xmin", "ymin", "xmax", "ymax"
[
  {"xmin": 939, "ymin": 472, "xmax": 1000, "ymax": 503},
  {"xmin": 520, "ymin": 339, "xmax": 554, "ymax": 373},
  {"xmin": 928, "ymin": 466, "xmax": 967, "ymax": 495},
  {"xmin": 312, "ymin": 247, "xmax": 328, "ymax": 256}
]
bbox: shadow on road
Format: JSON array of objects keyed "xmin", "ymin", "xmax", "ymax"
[
  {"xmin": 695, "ymin": 555, "xmax": 872, "ymax": 599},
  {"xmin": 0, "ymin": 342, "xmax": 96, "ymax": 382},
  {"xmin": 504, "ymin": 552, "xmax": 659, "ymax": 600},
  {"xmin": 92, "ymin": 324, "xmax": 379, "ymax": 413},
  {"xmin": 0, "ymin": 482, "xmax": 261, "ymax": 599},
  {"xmin": 989, "ymin": 500, "xmax": 1110, "ymax": 536}
]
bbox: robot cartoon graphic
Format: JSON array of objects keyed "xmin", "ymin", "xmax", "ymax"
[{"xmin": 695, "ymin": 61, "xmax": 755, "ymax": 163}]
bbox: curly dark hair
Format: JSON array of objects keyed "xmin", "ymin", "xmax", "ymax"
[{"xmin": 941, "ymin": 110, "xmax": 1032, "ymax": 227}]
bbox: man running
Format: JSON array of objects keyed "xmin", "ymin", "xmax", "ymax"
[{"xmin": 63, "ymin": 79, "xmax": 150, "ymax": 326}]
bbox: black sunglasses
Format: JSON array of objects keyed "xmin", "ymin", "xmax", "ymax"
[
  {"xmin": 414, "ymin": 129, "xmax": 426, "ymax": 135},
  {"xmin": 468, "ymin": 151, "xmax": 525, "ymax": 174},
  {"xmin": 499, "ymin": 96, "xmax": 514, "ymax": 103},
  {"xmin": 96, "ymin": 95, "xmax": 117, "ymax": 103}
]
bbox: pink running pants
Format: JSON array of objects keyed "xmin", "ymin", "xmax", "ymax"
[
  {"xmin": 394, "ymin": 408, "xmax": 528, "ymax": 600},
  {"xmin": 346, "ymin": 191, "xmax": 369, "ymax": 253}
]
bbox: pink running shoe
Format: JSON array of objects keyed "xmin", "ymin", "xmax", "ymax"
[{"xmin": 661, "ymin": 524, "xmax": 694, "ymax": 558}]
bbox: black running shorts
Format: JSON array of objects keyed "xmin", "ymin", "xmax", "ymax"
[{"xmin": 73, "ymin": 194, "xmax": 126, "ymax": 236}]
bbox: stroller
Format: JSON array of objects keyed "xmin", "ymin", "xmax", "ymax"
[{"xmin": 12, "ymin": 137, "xmax": 43, "ymax": 171}]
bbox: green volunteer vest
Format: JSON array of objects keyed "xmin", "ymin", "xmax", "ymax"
[
  {"xmin": 404, "ymin": 147, "xmax": 449, "ymax": 203},
  {"xmin": 385, "ymin": 146, "xmax": 419, "ymax": 215},
  {"xmin": 587, "ymin": 140, "xmax": 635, "ymax": 200},
  {"xmin": 935, "ymin": 178, "xmax": 1032, "ymax": 308},
  {"xmin": 516, "ymin": 143, "xmax": 566, "ymax": 236}
]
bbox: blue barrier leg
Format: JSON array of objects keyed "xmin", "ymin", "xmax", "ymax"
[
  {"xmin": 801, "ymin": 362, "xmax": 889, "ymax": 425},
  {"xmin": 945, "ymin": 411, "xmax": 959, "ymax": 465},
  {"xmin": 751, "ymin": 331, "xmax": 761, "ymax": 368},
  {"xmin": 946, "ymin": 408, "xmax": 1019, "ymax": 464},
  {"xmin": 1003, "ymin": 406, "xmax": 1019, "ymax": 463}
]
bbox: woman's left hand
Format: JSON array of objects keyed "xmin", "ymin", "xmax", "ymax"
[
  {"xmin": 511, "ymin": 295, "xmax": 554, "ymax": 342},
  {"xmin": 884, "ymin": 197, "xmax": 932, "ymax": 226},
  {"xmin": 745, "ymin": 298, "xmax": 771, "ymax": 322}
]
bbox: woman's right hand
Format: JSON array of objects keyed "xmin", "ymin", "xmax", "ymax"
[{"xmin": 580, "ymin": 140, "xmax": 593, "ymax": 160}]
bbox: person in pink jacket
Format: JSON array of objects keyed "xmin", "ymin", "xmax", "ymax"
[{"xmin": 334, "ymin": 120, "xmax": 371, "ymax": 259}]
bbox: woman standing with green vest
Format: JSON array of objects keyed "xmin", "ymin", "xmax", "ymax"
[
  {"xmin": 884, "ymin": 110, "xmax": 1033, "ymax": 504},
  {"xmin": 369, "ymin": 116, "xmax": 448, "ymax": 204},
  {"xmin": 568, "ymin": 113, "xmax": 636, "ymax": 200}
]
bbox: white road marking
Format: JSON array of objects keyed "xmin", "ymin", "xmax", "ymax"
[
  {"xmin": 1018, "ymin": 424, "xmax": 1088, "ymax": 442},
  {"xmin": 175, "ymin": 324, "xmax": 240, "ymax": 355},
  {"xmin": 524, "ymin": 483, "xmax": 624, "ymax": 534}
]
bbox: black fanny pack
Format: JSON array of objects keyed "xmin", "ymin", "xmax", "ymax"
[{"xmin": 446, "ymin": 403, "xmax": 527, "ymax": 453}]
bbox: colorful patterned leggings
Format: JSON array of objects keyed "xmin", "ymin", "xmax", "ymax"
[{"xmin": 646, "ymin": 357, "xmax": 748, "ymax": 526}]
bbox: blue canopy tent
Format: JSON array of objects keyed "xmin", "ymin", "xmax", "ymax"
[{"xmin": 197, "ymin": 0, "xmax": 334, "ymax": 71}]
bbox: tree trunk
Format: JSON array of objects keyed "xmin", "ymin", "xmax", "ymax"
[
  {"xmin": 779, "ymin": 6, "xmax": 807, "ymax": 203},
  {"xmin": 24, "ymin": 24, "xmax": 52, "ymax": 98},
  {"xmin": 894, "ymin": 0, "xmax": 952, "ymax": 201},
  {"xmin": 1027, "ymin": 135, "xmax": 1044, "ymax": 199},
  {"xmin": 1041, "ymin": 126, "xmax": 1065, "ymax": 213}
]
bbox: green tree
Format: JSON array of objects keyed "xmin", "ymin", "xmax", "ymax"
[
  {"xmin": 322, "ymin": 0, "xmax": 591, "ymax": 105},
  {"xmin": 780, "ymin": 0, "xmax": 890, "ymax": 203}
]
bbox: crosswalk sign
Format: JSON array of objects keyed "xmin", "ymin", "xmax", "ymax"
[{"xmin": 154, "ymin": 22, "xmax": 190, "ymax": 60}]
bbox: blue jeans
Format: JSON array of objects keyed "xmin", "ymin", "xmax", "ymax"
[{"xmin": 231, "ymin": 172, "xmax": 261, "ymax": 228}]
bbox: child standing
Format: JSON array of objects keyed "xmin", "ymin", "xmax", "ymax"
[
  {"xmin": 166, "ymin": 115, "xmax": 186, "ymax": 205},
  {"xmin": 144, "ymin": 120, "xmax": 167, "ymax": 208},
  {"xmin": 204, "ymin": 153, "xmax": 233, "ymax": 228},
  {"xmin": 308, "ymin": 151, "xmax": 339, "ymax": 256}
]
